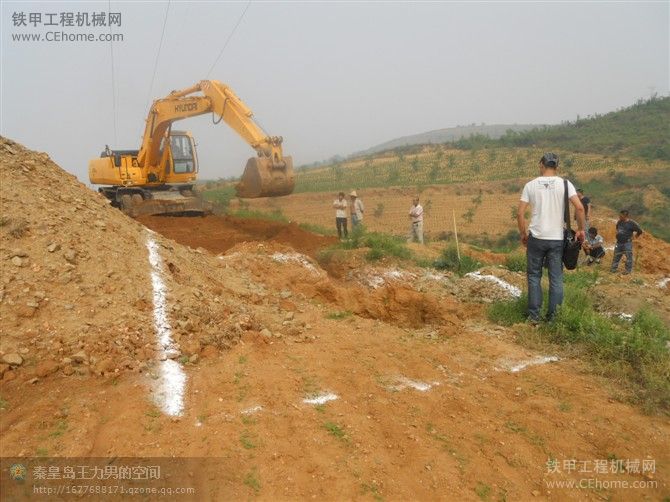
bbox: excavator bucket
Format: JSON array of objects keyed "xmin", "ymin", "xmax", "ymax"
[{"xmin": 235, "ymin": 156, "xmax": 295, "ymax": 198}]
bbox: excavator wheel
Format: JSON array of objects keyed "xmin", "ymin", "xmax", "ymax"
[
  {"xmin": 131, "ymin": 193, "xmax": 143, "ymax": 205},
  {"xmin": 235, "ymin": 156, "xmax": 295, "ymax": 198}
]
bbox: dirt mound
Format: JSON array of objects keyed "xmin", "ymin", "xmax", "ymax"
[
  {"xmin": 138, "ymin": 214, "xmax": 337, "ymax": 259},
  {"xmin": 221, "ymin": 242, "xmax": 464, "ymax": 329},
  {"xmin": 0, "ymin": 137, "xmax": 241, "ymax": 382}
]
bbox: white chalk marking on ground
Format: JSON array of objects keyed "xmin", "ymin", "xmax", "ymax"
[
  {"xmin": 242, "ymin": 405, "xmax": 263, "ymax": 415},
  {"xmin": 303, "ymin": 392, "xmax": 339, "ymax": 405},
  {"xmin": 657, "ymin": 278, "xmax": 670, "ymax": 289},
  {"xmin": 389, "ymin": 376, "xmax": 438, "ymax": 392},
  {"xmin": 365, "ymin": 275, "xmax": 386, "ymax": 289},
  {"xmin": 507, "ymin": 356, "xmax": 560, "ymax": 373},
  {"xmin": 423, "ymin": 271, "xmax": 448, "ymax": 282},
  {"xmin": 271, "ymin": 252, "xmax": 321, "ymax": 275},
  {"xmin": 465, "ymin": 271, "xmax": 522, "ymax": 298},
  {"xmin": 362, "ymin": 268, "xmax": 417, "ymax": 289},
  {"xmin": 146, "ymin": 234, "xmax": 187, "ymax": 417},
  {"xmin": 603, "ymin": 311, "xmax": 634, "ymax": 322}
]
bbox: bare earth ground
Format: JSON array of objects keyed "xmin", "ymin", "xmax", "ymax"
[{"xmin": 1, "ymin": 137, "xmax": 669, "ymax": 501}]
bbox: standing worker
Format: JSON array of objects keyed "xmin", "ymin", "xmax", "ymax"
[
  {"xmin": 610, "ymin": 209, "xmax": 643, "ymax": 275},
  {"xmin": 576, "ymin": 188, "xmax": 592, "ymax": 231},
  {"xmin": 350, "ymin": 191, "xmax": 364, "ymax": 227},
  {"xmin": 517, "ymin": 153, "xmax": 586, "ymax": 324},
  {"xmin": 333, "ymin": 191, "xmax": 349, "ymax": 240},
  {"xmin": 408, "ymin": 196, "xmax": 424, "ymax": 244}
]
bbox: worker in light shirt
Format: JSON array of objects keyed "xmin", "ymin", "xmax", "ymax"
[
  {"xmin": 333, "ymin": 191, "xmax": 349, "ymax": 240},
  {"xmin": 408, "ymin": 196, "xmax": 424, "ymax": 244}
]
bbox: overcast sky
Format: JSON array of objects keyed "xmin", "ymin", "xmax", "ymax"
[{"xmin": 1, "ymin": 1, "xmax": 668, "ymax": 183}]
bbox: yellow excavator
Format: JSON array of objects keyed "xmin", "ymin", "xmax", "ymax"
[{"xmin": 89, "ymin": 80, "xmax": 294, "ymax": 216}]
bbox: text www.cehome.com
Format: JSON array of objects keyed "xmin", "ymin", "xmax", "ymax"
[{"xmin": 11, "ymin": 32, "xmax": 123, "ymax": 42}]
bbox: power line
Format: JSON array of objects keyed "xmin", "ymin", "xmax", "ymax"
[
  {"xmin": 205, "ymin": 1, "xmax": 252, "ymax": 78},
  {"xmin": 109, "ymin": 0, "xmax": 118, "ymax": 146},
  {"xmin": 145, "ymin": 0, "xmax": 171, "ymax": 110}
]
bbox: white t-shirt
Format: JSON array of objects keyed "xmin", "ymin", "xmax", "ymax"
[
  {"xmin": 520, "ymin": 176, "xmax": 576, "ymax": 240},
  {"xmin": 333, "ymin": 198, "xmax": 348, "ymax": 218}
]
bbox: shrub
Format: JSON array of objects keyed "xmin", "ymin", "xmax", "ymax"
[
  {"xmin": 433, "ymin": 246, "xmax": 481, "ymax": 275},
  {"xmin": 504, "ymin": 253, "xmax": 526, "ymax": 272},
  {"xmin": 363, "ymin": 232, "xmax": 412, "ymax": 261}
]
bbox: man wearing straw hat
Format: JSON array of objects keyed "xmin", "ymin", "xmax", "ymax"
[{"xmin": 350, "ymin": 190, "xmax": 364, "ymax": 227}]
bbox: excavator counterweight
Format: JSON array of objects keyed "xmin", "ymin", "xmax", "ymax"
[{"xmin": 89, "ymin": 80, "xmax": 294, "ymax": 217}]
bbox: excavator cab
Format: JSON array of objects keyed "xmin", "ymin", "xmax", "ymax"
[{"xmin": 168, "ymin": 133, "xmax": 197, "ymax": 175}]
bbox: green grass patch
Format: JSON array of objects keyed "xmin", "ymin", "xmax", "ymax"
[
  {"xmin": 433, "ymin": 245, "xmax": 481, "ymax": 275},
  {"xmin": 298, "ymin": 222, "xmax": 337, "ymax": 236},
  {"xmin": 474, "ymin": 481, "xmax": 492, "ymax": 501},
  {"xmin": 0, "ymin": 397, "xmax": 8, "ymax": 410},
  {"xmin": 229, "ymin": 208, "xmax": 288, "ymax": 223},
  {"xmin": 504, "ymin": 252, "xmax": 527, "ymax": 273},
  {"xmin": 240, "ymin": 430, "xmax": 257, "ymax": 449},
  {"xmin": 243, "ymin": 469, "xmax": 261, "ymax": 493},
  {"xmin": 323, "ymin": 421, "xmax": 348, "ymax": 442},
  {"xmin": 326, "ymin": 310, "xmax": 352, "ymax": 320},
  {"xmin": 488, "ymin": 275, "xmax": 670, "ymax": 413},
  {"xmin": 48, "ymin": 419, "xmax": 68, "ymax": 438},
  {"xmin": 202, "ymin": 185, "xmax": 236, "ymax": 210},
  {"xmin": 333, "ymin": 225, "xmax": 413, "ymax": 262}
]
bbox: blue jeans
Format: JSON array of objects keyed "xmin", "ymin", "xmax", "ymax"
[
  {"xmin": 526, "ymin": 234, "xmax": 564, "ymax": 321},
  {"xmin": 611, "ymin": 241, "xmax": 633, "ymax": 273}
]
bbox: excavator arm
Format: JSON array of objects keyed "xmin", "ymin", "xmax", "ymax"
[{"xmin": 138, "ymin": 80, "xmax": 293, "ymax": 197}]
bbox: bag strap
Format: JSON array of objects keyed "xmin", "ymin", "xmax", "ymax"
[{"xmin": 563, "ymin": 179, "xmax": 572, "ymax": 232}]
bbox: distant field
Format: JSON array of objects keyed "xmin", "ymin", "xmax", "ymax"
[
  {"xmin": 204, "ymin": 146, "xmax": 669, "ymax": 242},
  {"xmin": 229, "ymin": 184, "xmax": 524, "ymax": 241},
  {"xmin": 291, "ymin": 146, "xmax": 665, "ymax": 194}
]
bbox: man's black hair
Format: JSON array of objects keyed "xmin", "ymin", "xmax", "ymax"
[
  {"xmin": 620, "ymin": 209, "xmax": 629, "ymax": 216},
  {"xmin": 589, "ymin": 227, "xmax": 597, "ymax": 234}
]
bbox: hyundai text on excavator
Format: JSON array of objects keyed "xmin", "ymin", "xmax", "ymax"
[{"xmin": 89, "ymin": 80, "xmax": 295, "ymax": 217}]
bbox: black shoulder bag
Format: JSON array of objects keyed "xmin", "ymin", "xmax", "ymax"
[{"xmin": 562, "ymin": 179, "xmax": 582, "ymax": 270}]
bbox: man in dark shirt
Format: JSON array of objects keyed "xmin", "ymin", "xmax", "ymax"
[{"xmin": 610, "ymin": 209, "xmax": 643, "ymax": 275}]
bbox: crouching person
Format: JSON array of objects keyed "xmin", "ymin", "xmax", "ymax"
[{"xmin": 583, "ymin": 227, "xmax": 605, "ymax": 265}]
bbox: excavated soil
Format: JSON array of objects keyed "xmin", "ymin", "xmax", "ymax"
[
  {"xmin": 1, "ymin": 136, "xmax": 669, "ymax": 501},
  {"xmin": 137, "ymin": 215, "xmax": 338, "ymax": 260}
]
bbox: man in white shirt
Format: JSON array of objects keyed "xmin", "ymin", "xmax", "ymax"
[
  {"xmin": 350, "ymin": 190, "xmax": 364, "ymax": 227},
  {"xmin": 517, "ymin": 153, "xmax": 585, "ymax": 323},
  {"xmin": 333, "ymin": 191, "xmax": 349, "ymax": 239},
  {"xmin": 408, "ymin": 197, "xmax": 424, "ymax": 244}
]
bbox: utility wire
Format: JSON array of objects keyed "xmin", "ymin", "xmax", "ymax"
[
  {"xmin": 109, "ymin": 0, "xmax": 118, "ymax": 146},
  {"xmin": 145, "ymin": 0, "xmax": 171, "ymax": 110},
  {"xmin": 205, "ymin": 1, "xmax": 252, "ymax": 78}
]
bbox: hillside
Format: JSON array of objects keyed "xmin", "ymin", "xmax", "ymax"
[
  {"xmin": 2, "ymin": 137, "xmax": 670, "ymax": 500},
  {"xmin": 452, "ymin": 96, "xmax": 670, "ymax": 161},
  {"xmin": 354, "ymin": 124, "xmax": 541, "ymax": 157}
]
